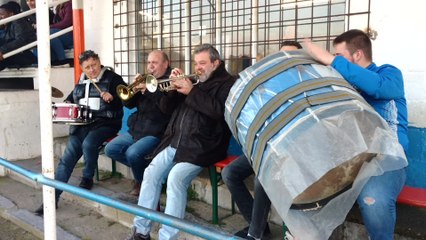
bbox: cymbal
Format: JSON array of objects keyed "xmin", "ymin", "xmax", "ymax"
[{"xmin": 51, "ymin": 86, "xmax": 64, "ymax": 98}]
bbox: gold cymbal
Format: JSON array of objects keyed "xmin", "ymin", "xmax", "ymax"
[{"xmin": 51, "ymin": 86, "xmax": 64, "ymax": 98}]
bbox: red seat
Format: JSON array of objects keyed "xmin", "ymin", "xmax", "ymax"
[
  {"xmin": 208, "ymin": 155, "xmax": 238, "ymax": 224},
  {"xmin": 397, "ymin": 186, "xmax": 426, "ymax": 208}
]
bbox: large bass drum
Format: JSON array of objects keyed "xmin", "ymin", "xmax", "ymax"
[{"xmin": 225, "ymin": 51, "xmax": 407, "ymax": 239}]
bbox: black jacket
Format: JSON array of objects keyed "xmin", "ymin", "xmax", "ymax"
[
  {"xmin": 0, "ymin": 17, "xmax": 36, "ymax": 54},
  {"xmin": 65, "ymin": 67, "xmax": 125, "ymax": 132},
  {"xmin": 154, "ymin": 61, "xmax": 236, "ymax": 167},
  {"xmin": 123, "ymin": 68, "xmax": 172, "ymax": 140}
]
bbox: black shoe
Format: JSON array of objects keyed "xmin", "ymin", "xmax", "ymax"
[
  {"xmin": 125, "ymin": 227, "xmax": 151, "ymax": 240},
  {"xmin": 234, "ymin": 226, "xmax": 249, "ymax": 238},
  {"xmin": 34, "ymin": 203, "xmax": 58, "ymax": 216},
  {"xmin": 263, "ymin": 223, "xmax": 271, "ymax": 238},
  {"xmin": 79, "ymin": 177, "xmax": 93, "ymax": 190}
]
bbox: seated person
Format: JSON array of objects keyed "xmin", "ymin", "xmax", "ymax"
[
  {"xmin": 222, "ymin": 41, "xmax": 302, "ymax": 240},
  {"xmin": 34, "ymin": 50, "xmax": 125, "ymax": 216},
  {"xmin": 50, "ymin": 0, "xmax": 73, "ymax": 66},
  {"xmin": 31, "ymin": 0, "xmax": 73, "ymax": 66},
  {"xmin": 125, "ymin": 44, "xmax": 236, "ymax": 240},
  {"xmin": 26, "ymin": 0, "xmax": 55, "ymax": 29},
  {"xmin": 0, "ymin": 2, "xmax": 37, "ymax": 71},
  {"xmin": 105, "ymin": 50, "xmax": 172, "ymax": 196}
]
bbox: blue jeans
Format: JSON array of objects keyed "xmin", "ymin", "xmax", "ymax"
[
  {"xmin": 357, "ymin": 168, "xmax": 406, "ymax": 240},
  {"xmin": 222, "ymin": 155, "xmax": 271, "ymax": 238},
  {"xmin": 32, "ymin": 28, "xmax": 73, "ymax": 61},
  {"xmin": 55, "ymin": 125, "xmax": 117, "ymax": 201},
  {"xmin": 133, "ymin": 146, "xmax": 203, "ymax": 240},
  {"xmin": 104, "ymin": 132, "xmax": 160, "ymax": 183}
]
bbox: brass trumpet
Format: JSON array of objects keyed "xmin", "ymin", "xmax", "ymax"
[
  {"xmin": 145, "ymin": 71, "xmax": 201, "ymax": 92},
  {"xmin": 116, "ymin": 73, "xmax": 148, "ymax": 100}
]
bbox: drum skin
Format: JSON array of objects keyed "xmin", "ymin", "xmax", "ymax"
[{"xmin": 224, "ymin": 50, "xmax": 404, "ymax": 209}]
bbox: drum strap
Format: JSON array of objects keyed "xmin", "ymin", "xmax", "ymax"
[
  {"xmin": 230, "ymin": 57, "xmax": 317, "ymax": 140},
  {"xmin": 244, "ymin": 77, "xmax": 356, "ymax": 160},
  {"xmin": 250, "ymin": 90, "xmax": 368, "ymax": 174}
]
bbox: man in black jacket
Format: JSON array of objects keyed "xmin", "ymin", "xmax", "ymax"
[
  {"xmin": 125, "ymin": 44, "xmax": 236, "ymax": 240},
  {"xmin": 105, "ymin": 50, "xmax": 171, "ymax": 196},
  {"xmin": 35, "ymin": 50, "xmax": 125, "ymax": 215},
  {"xmin": 0, "ymin": 2, "xmax": 37, "ymax": 71}
]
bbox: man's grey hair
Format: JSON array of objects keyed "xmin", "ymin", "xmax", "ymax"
[{"xmin": 194, "ymin": 44, "xmax": 222, "ymax": 62}]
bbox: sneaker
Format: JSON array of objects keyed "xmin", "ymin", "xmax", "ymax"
[
  {"xmin": 263, "ymin": 224, "xmax": 271, "ymax": 238},
  {"xmin": 234, "ymin": 226, "xmax": 249, "ymax": 238},
  {"xmin": 129, "ymin": 181, "xmax": 141, "ymax": 196},
  {"xmin": 79, "ymin": 177, "xmax": 94, "ymax": 190},
  {"xmin": 125, "ymin": 227, "xmax": 151, "ymax": 240},
  {"xmin": 34, "ymin": 203, "xmax": 58, "ymax": 216}
]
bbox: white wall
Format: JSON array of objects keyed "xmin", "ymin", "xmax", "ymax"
[
  {"xmin": 81, "ymin": 0, "xmax": 426, "ymax": 127},
  {"xmin": 370, "ymin": 0, "xmax": 426, "ymax": 128},
  {"xmin": 83, "ymin": 0, "xmax": 114, "ymax": 67}
]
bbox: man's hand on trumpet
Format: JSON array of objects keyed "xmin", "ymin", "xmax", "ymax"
[
  {"xmin": 133, "ymin": 82, "xmax": 147, "ymax": 94},
  {"xmin": 171, "ymin": 68, "xmax": 193, "ymax": 95}
]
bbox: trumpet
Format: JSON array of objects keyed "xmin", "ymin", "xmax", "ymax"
[
  {"xmin": 145, "ymin": 71, "xmax": 202, "ymax": 92},
  {"xmin": 116, "ymin": 73, "xmax": 148, "ymax": 100}
]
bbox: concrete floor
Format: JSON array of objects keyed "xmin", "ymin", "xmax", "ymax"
[{"xmin": 1, "ymin": 157, "xmax": 426, "ymax": 240}]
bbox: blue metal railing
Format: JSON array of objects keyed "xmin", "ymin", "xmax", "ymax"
[{"xmin": 0, "ymin": 157, "xmax": 242, "ymax": 240}]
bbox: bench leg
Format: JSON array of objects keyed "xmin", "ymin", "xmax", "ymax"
[{"xmin": 208, "ymin": 166, "xmax": 219, "ymax": 224}]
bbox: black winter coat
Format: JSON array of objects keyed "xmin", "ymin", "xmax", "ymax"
[
  {"xmin": 154, "ymin": 61, "xmax": 236, "ymax": 167},
  {"xmin": 65, "ymin": 67, "xmax": 125, "ymax": 132},
  {"xmin": 0, "ymin": 18, "xmax": 36, "ymax": 54},
  {"xmin": 124, "ymin": 68, "xmax": 172, "ymax": 140}
]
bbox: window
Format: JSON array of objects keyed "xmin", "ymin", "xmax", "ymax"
[{"xmin": 113, "ymin": 0, "xmax": 371, "ymax": 81}]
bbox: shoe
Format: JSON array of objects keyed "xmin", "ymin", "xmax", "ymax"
[
  {"xmin": 234, "ymin": 224, "xmax": 270, "ymax": 239},
  {"xmin": 51, "ymin": 59, "xmax": 71, "ymax": 67},
  {"xmin": 34, "ymin": 203, "xmax": 58, "ymax": 216},
  {"xmin": 263, "ymin": 223, "xmax": 271, "ymax": 238},
  {"xmin": 125, "ymin": 227, "xmax": 151, "ymax": 240},
  {"xmin": 79, "ymin": 177, "xmax": 94, "ymax": 190},
  {"xmin": 234, "ymin": 226, "xmax": 249, "ymax": 238},
  {"xmin": 129, "ymin": 181, "xmax": 141, "ymax": 196}
]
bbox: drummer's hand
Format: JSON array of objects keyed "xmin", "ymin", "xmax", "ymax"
[
  {"xmin": 174, "ymin": 78, "xmax": 193, "ymax": 95},
  {"xmin": 0, "ymin": 52, "xmax": 4, "ymax": 61},
  {"xmin": 302, "ymin": 38, "xmax": 335, "ymax": 65},
  {"xmin": 101, "ymin": 92, "xmax": 113, "ymax": 103}
]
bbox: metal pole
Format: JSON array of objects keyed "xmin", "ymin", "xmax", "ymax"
[
  {"xmin": 157, "ymin": 0, "xmax": 163, "ymax": 49},
  {"xmin": 72, "ymin": 0, "xmax": 85, "ymax": 84},
  {"xmin": 215, "ymin": 0, "xmax": 222, "ymax": 54},
  {"xmin": 0, "ymin": 158, "xmax": 243, "ymax": 240},
  {"xmin": 35, "ymin": 0, "xmax": 56, "ymax": 239},
  {"xmin": 251, "ymin": 0, "xmax": 258, "ymax": 65},
  {"xmin": 184, "ymin": 0, "xmax": 191, "ymax": 72}
]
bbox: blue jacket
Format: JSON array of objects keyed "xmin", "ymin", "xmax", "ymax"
[{"xmin": 332, "ymin": 56, "xmax": 409, "ymax": 151}]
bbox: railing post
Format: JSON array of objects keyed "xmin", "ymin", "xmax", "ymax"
[
  {"xmin": 36, "ymin": 0, "xmax": 57, "ymax": 239},
  {"xmin": 72, "ymin": 0, "xmax": 85, "ymax": 84}
]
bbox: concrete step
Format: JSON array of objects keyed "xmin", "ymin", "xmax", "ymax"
[{"xmin": 2, "ymin": 136, "xmax": 425, "ymax": 239}]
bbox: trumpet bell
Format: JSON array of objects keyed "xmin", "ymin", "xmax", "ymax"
[
  {"xmin": 145, "ymin": 75, "xmax": 158, "ymax": 93},
  {"xmin": 117, "ymin": 84, "xmax": 134, "ymax": 101}
]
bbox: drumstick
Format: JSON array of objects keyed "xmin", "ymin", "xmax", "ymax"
[{"xmin": 89, "ymin": 78, "xmax": 103, "ymax": 94}]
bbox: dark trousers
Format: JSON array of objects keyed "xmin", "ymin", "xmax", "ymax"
[{"xmin": 0, "ymin": 50, "xmax": 37, "ymax": 71}]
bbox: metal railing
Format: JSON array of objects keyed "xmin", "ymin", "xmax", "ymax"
[
  {"xmin": 0, "ymin": 0, "xmax": 71, "ymax": 60},
  {"xmin": 0, "ymin": 157, "xmax": 241, "ymax": 240}
]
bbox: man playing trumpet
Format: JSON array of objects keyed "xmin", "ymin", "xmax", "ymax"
[
  {"xmin": 125, "ymin": 44, "xmax": 236, "ymax": 240},
  {"xmin": 105, "ymin": 50, "xmax": 172, "ymax": 196}
]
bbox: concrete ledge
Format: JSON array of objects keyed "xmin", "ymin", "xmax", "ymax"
[{"xmin": 0, "ymin": 194, "xmax": 79, "ymax": 240}]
